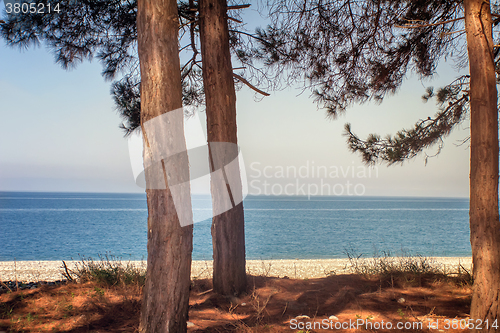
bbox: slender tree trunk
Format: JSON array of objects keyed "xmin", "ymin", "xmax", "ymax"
[
  {"xmin": 464, "ymin": 0, "xmax": 500, "ymax": 331},
  {"xmin": 137, "ymin": 0, "xmax": 193, "ymax": 331},
  {"xmin": 199, "ymin": 0, "xmax": 247, "ymax": 296}
]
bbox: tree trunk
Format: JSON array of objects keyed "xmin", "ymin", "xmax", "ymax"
[
  {"xmin": 199, "ymin": 0, "xmax": 247, "ymax": 296},
  {"xmin": 137, "ymin": 0, "xmax": 193, "ymax": 332},
  {"xmin": 464, "ymin": 0, "xmax": 500, "ymax": 331}
]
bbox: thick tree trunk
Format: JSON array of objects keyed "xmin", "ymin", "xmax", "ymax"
[
  {"xmin": 137, "ymin": 0, "xmax": 193, "ymax": 332},
  {"xmin": 464, "ymin": 0, "xmax": 500, "ymax": 331},
  {"xmin": 199, "ymin": 0, "xmax": 247, "ymax": 296}
]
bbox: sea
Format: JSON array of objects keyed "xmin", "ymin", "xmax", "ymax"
[{"xmin": 0, "ymin": 192, "xmax": 472, "ymax": 261}]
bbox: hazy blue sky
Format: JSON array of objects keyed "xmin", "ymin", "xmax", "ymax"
[{"xmin": 0, "ymin": 7, "xmax": 471, "ymax": 197}]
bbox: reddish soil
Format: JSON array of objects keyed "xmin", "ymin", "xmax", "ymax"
[{"xmin": 0, "ymin": 273, "xmax": 473, "ymax": 332}]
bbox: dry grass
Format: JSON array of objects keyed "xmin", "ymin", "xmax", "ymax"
[
  {"xmin": 66, "ymin": 254, "xmax": 146, "ymax": 287},
  {"xmin": 344, "ymin": 249, "xmax": 473, "ymax": 288},
  {"xmin": 0, "ymin": 256, "xmax": 474, "ymax": 332}
]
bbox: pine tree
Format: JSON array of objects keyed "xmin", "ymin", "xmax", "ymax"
[
  {"xmin": 256, "ymin": 0, "xmax": 500, "ymax": 329},
  {"xmin": 199, "ymin": 0, "xmax": 247, "ymax": 295},
  {"xmin": 136, "ymin": 0, "xmax": 193, "ymax": 331}
]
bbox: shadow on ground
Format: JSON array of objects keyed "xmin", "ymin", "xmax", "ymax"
[{"xmin": 1, "ymin": 273, "xmax": 471, "ymax": 332}]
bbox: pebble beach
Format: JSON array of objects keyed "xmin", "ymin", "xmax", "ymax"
[{"xmin": 0, "ymin": 257, "xmax": 473, "ymax": 283}]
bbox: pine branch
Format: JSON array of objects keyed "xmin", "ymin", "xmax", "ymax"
[
  {"xmin": 228, "ymin": 17, "xmax": 243, "ymax": 24},
  {"xmin": 229, "ymin": 29, "xmax": 270, "ymax": 45},
  {"xmin": 395, "ymin": 17, "xmax": 464, "ymax": 29},
  {"xmin": 227, "ymin": 4, "xmax": 251, "ymax": 10},
  {"xmin": 344, "ymin": 76, "xmax": 470, "ymax": 165},
  {"xmin": 233, "ymin": 73, "xmax": 270, "ymax": 96},
  {"xmin": 179, "ymin": 20, "xmax": 197, "ymax": 29}
]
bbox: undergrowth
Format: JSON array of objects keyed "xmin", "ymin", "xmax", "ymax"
[
  {"xmin": 63, "ymin": 254, "xmax": 146, "ymax": 287},
  {"xmin": 344, "ymin": 248, "xmax": 473, "ymax": 286}
]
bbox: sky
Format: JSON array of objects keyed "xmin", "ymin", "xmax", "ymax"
[{"xmin": 0, "ymin": 5, "xmax": 471, "ymax": 197}]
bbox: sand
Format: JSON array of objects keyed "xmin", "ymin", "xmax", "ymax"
[{"xmin": 0, "ymin": 257, "xmax": 472, "ymax": 282}]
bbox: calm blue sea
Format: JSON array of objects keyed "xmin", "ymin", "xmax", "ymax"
[{"xmin": 0, "ymin": 192, "xmax": 471, "ymax": 261}]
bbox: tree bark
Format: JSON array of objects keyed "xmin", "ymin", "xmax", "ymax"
[
  {"xmin": 137, "ymin": 0, "xmax": 193, "ymax": 332},
  {"xmin": 199, "ymin": 0, "xmax": 247, "ymax": 296},
  {"xmin": 464, "ymin": 0, "xmax": 500, "ymax": 331}
]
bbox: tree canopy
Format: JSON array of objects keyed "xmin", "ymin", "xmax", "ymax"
[
  {"xmin": 253, "ymin": 0, "xmax": 500, "ymax": 164},
  {"xmin": 0, "ymin": 0, "xmax": 265, "ymax": 135}
]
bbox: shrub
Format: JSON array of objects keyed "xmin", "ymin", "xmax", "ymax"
[{"xmin": 64, "ymin": 254, "xmax": 146, "ymax": 287}]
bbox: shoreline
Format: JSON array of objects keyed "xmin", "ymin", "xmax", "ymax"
[{"xmin": 0, "ymin": 257, "xmax": 472, "ymax": 282}]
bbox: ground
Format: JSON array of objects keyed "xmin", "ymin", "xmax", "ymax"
[{"xmin": 0, "ymin": 272, "xmax": 473, "ymax": 332}]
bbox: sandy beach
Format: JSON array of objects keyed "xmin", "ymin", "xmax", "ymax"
[{"xmin": 0, "ymin": 257, "xmax": 472, "ymax": 282}]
